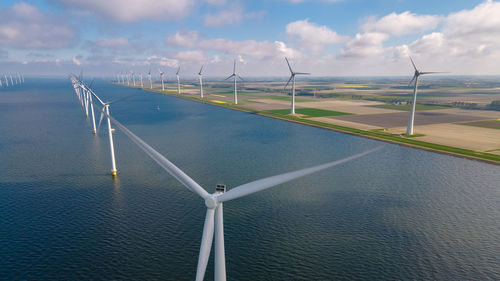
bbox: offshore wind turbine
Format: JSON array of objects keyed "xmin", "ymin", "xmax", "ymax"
[
  {"xmin": 198, "ymin": 65, "xmax": 204, "ymax": 98},
  {"xmin": 284, "ymin": 57, "xmax": 310, "ymax": 114},
  {"xmin": 176, "ymin": 66, "xmax": 181, "ymax": 94},
  {"xmin": 148, "ymin": 68, "xmax": 152, "ymax": 89},
  {"xmin": 98, "ymin": 112, "xmax": 382, "ymax": 281},
  {"xmin": 159, "ymin": 68, "xmax": 165, "ymax": 90},
  {"xmin": 224, "ymin": 59, "xmax": 243, "ymax": 104},
  {"xmin": 406, "ymin": 57, "xmax": 445, "ymax": 135}
]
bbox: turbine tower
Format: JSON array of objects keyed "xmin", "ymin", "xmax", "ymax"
[
  {"xmin": 224, "ymin": 59, "xmax": 243, "ymax": 104},
  {"xmin": 10, "ymin": 73, "xmax": 14, "ymax": 86},
  {"xmin": 102, "ymin": 114, "xmax": 382, "ymax": 281},
  {"xmin": 131, "ymin": 71, "xmax": 136, "ymax": 86},
  {"xmin": 148, "ymin": 68, "xmax": 152, "ymax": 89},
  {"xmin": 406, "ymin": 57, "xmax": 444, "ymax": 135},
  {"xmin": 198, "ymin": 65, "xmax": 204, "ymax": 98},
  {"xmin": 4, "ymin": 74, "xmax": 9, "ymax": 87},
  {"xmin": 284, "ymin": 57, "xmax": 309, "ymax": 114},
  {"xmin": 176, "ymin": 66, "xmax": 181, "ymax": 94},
  {"xmin": 140, "ymin": 72, "xmax": 144, "ymax": 88},
  {"xmin": 159, "ymin": 68, "xmax": 165, "ymax": 90}
]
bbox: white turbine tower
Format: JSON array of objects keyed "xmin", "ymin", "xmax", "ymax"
[
  {"xmin": 159, "ymin": 68, "xmax": 165, "ymax": 90},
  {"xmin": 10, "ymin": 73, "xmax": 14, "ymax": 86},
  {"xmin": 140, "ymin": 72, "xmax": 144, "ymax": 88},
  {"xmin": 92, "ymin": 93, "xmax": 135, "ymax": 177},
  {"xmin": 126, "ymin": 72, "xmax": 130, "ymax": 85},
  {"xmin": 176, "ymin": 66, "xmax": 181, "ymax": 95},
  {"xmin": 406, "ymin": 57, "xmax": 445, "ymax": 135},
  {"xmin": 98, "ymin": 112, "xmax": 382, "ymax": 281},
  {"xmin": 284, "ymin": 57, "xmax": 310, "ymax": 114},
  {"xmin": 198, "ymin": 65, "xmax": 204, "ymax": 98},
  {"xmin": 4, "ymin": 74, "xmax": 9, "ymax": 87},
  {"xmin": 148, "ymin": 68, "xmax": 152, "ymax": 89},
  {"xmin": 121, "ymin": 72, "xmax": 125, "ymax": 84},
  {"xmin": 224, "ymin": 59, "xmax": 243, "ymax": 104},
  {"xmin": 0, "ymin": 76, "xmax": 3, "ymax": 87},
  {"xmin": 131, "ymin": 71, "xmax": 136, "ymax": 86},
  {"xmin": 21, "ymin": 73, "xmax": 24, "ymax": 83}
]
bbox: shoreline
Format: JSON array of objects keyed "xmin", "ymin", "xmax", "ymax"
[{"xmin": 126, "ymin": 85, "xmax": 500, "ymax": 166}]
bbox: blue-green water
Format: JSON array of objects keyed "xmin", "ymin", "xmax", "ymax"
[{"xmin": 1, "ymin": 79, "xmax": 499, "ymax": 280}]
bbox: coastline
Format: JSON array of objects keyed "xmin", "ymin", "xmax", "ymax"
[{"xmin": 125, "ymin": 85, "xmax": 500, "ymax": 166}]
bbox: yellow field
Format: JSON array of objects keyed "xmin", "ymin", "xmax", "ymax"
[{"xmin": 210, "ymin": 100, "xmax": 226, "ymax": 104}]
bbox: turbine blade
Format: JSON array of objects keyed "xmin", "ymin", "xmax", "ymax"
[
  {"xmin": 233, "ymin": 59, "xmax": 236, "ymax": 74},
  {"xmin": 199, "ymin": 65, "xmax": 204, "ymax": 75},
  {"xmin": 195, "ymin": 208, "xmax": 215, "ymax": 281},
  {"xmin": 237, "ymin": 75, "xmax": 244, "ymax": 81},
  {"xmin": 409, "ymin": 57, "xmax": 417, "ymax": 72},
  {"xmin": 216, "ymin": 146, "xmax": 383, "ymax": 203},
  {"xmin": 106, "ymin": 94, "xmax": 137, "ymax": 105},
  {"xmin": 106, "ymin": 115, "xmax": 209, "ymax": 199},
  {"xmin": 420, "ymin": 71, "xmax": 448, "ymax": 75},
  {"xmin": 285, "ymin": 57, "xmax": 293, "ymax": 74},
  {"xmin": 284, "ymin": 75, "xmax": 293, "ymax": 89},
  {"xmin": 176, "ymin": 66, "xmax": 180, "ymax": 75},
  {"xmin": 294, "ymin": 72, "xmax": 310, "ymax": 75},
  {"xmin": 97, "ymin": 110, "xmax": 104, "ymax": 131},
  {"xmin": 408, "ymin": 75, "xmax": 417, "ymax": 86},
  {"xmin": 225, "ymin": 74, "xmax": 235, "ymax": 80}
]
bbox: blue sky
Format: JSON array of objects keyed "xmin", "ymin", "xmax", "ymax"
[{"xmin": 0, "ymin": 0, "xmax": 498, "ymax": 77}]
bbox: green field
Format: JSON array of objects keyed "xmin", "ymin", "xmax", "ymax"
[
  {"xmin": 369, "ymin": 104, "xmax": 450, "ymax": 111},
  {"xmin": 256, "ymin": 95, "xmax": 313, "ymax": 102},
  {"xmin": 265, "ymin": 108, "xmax": 353, "ymax": 118}
]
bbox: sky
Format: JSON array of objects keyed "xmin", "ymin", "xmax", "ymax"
[{"xmin": 1, "ymin": 0, "xmax": 500, "ymax": 77}]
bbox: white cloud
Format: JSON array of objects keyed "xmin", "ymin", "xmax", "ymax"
[
  {"xmin": 362, "ymin": 11, "xmax": 442, "ymax": 36},
  {"xmin": 286, "ymin": 19, "xmax": 346, "ymax": 52},
  {"xmin": 165, "ymin": 30, "xmax": 301, "ymax": 59},
  {"xmin": 56, "ymin": 0, "xmax": 196, "ymax": 23},
  {"xmin": 340, "ymin": 32, "xmax": 388, "ymax": 58},
  {"xmin": 0, "ymin": 3, "xmax": 77, "ymax": 49},
  {"xmin": 174, "ymin": 51, "xmax": 207, "ymax": 62},
  {"xmin": 95, "ymin": 37, "xmax": 130, "ymax": 48},
  {"xmin": 204, "ymin": 5, "xmax": 265, "ymax": 27},
  {"xmin": 72, "ymin": 56, "xmax": 82, "ymax": 65}
]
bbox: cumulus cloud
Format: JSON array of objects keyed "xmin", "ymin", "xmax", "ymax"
[
  {"xmin": 362, "ymin": 11, "xmax": 442, "ymax": 36},
  {"xmin": 174, "ymin": 51, "xmax": 207, "ymax": 62},
  {"xmin": 55, "ymin": 0, "xmax": 196, "ymax": 22},
  {"xmin": 0, "ymin": 2, "xmax": 77, "ymax": 49},
  {"xmin": 204, "ymin": 5, "xmax": 265, "ymax": 27},
  {"xmin": 165, "ymin": 30, "xmax": 300, "ymax": 59},
  {"xmin": 286, "ymin": 19, "xmax": 346, "ymax": 52},
  {"xmin": 340, "ymin": 32, "xmax": 388, "ymax": 58}
]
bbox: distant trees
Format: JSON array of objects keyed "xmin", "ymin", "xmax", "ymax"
[{"xmin": 489, "ymin": 100, "xmax": 500, "ymax": 111}]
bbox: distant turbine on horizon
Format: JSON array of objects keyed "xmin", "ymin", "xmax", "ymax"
[
  {"xmin": 198, "ymin": 65, "xmax": 204, "ymax": 98},
  {"xmin": 159, "ymin": 68, "xmax": 165, "ymax": 91},
  {"xmin": 140, "ymin": 72, "xmax": 144, "ymax": 88},
  {"xmin": 131, "ymin": 71, "xmax": 136, "ymax": 86},
  {"xmin": 176, "ymin": 66, "xmax": 181, "ymax": 95},
  {"xmin": 4, "ymin": 74, "xmax": 9, "ymax": 87},
  {"xmin": 148, "ymin": 68, "xmax": 152, "ymax": 89},
  {"xmin": 406, "ymin": 57, "xmax": 446, "ymax": 135},
  {"xmin": 284, "ymin": 58, "xmax": 310, "ymax": 114},
  {"xmin": 225, "ymin": 59, "xmax": 243, "ymax": 105}
]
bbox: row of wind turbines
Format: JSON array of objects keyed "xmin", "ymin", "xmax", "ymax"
[
  {"xmin": 0, "ymin": 73, "xmax": 24, "ymax": 88},
  {"xmin": 116, "ymin": 56, "xmax": 441, "ymax": 135},
  {"xmin": 69, "ymin": 74, "xmax": 382, "ymax": 281}
]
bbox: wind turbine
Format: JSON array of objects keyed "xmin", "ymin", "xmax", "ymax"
[
  {"xmin": 159, "ymin": 68, "xmax": 165, "ymax": 90},
  {"xmin": 0, "ymin": 77, "xmax": 3, "ymax": 87},
  {"xmin": 91, "ymin": 93, "xmax": 135, "ymax": 177},
  {"xmin": 225, "ymin": 59, "xmax": 243, "ymax": 104},
  {"xmin": 406, "ymin": 57, "xmax": 445, "ymax": 135},
  {"xmin": 284, "ymin": 58, "xmax": 310, "ymax": 114},
  {"xmin": 198, "ymin": 65, "xmax": 204, "ymax": 98},
  {"xmin": 21, "ymin": 73, "xmax": 24, "ymax": 83},
  {"xmin": 131, "ymin": 71, "xmax": 136, "ymax": 86},
  {"xmin": 140, "ymin": 72, "xmax": 144, "ymax": 88},
  {"xmin": 9, "ymin": 73, "xmax": 14, "ymax": 86},
  {"xmin": 4, "ymin": 74, "xmax": 9, "ymax": 87},
  {"xmin": 148, "ymin": 68, "xmax": 152, "ymax": 89},
  {"xmin": 98, "ymin": 111, "xmax": 382, "ymax": 281},
  {"xmin": 176, "ymin": 66, "xmax": 181, "ymax": 95}
]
